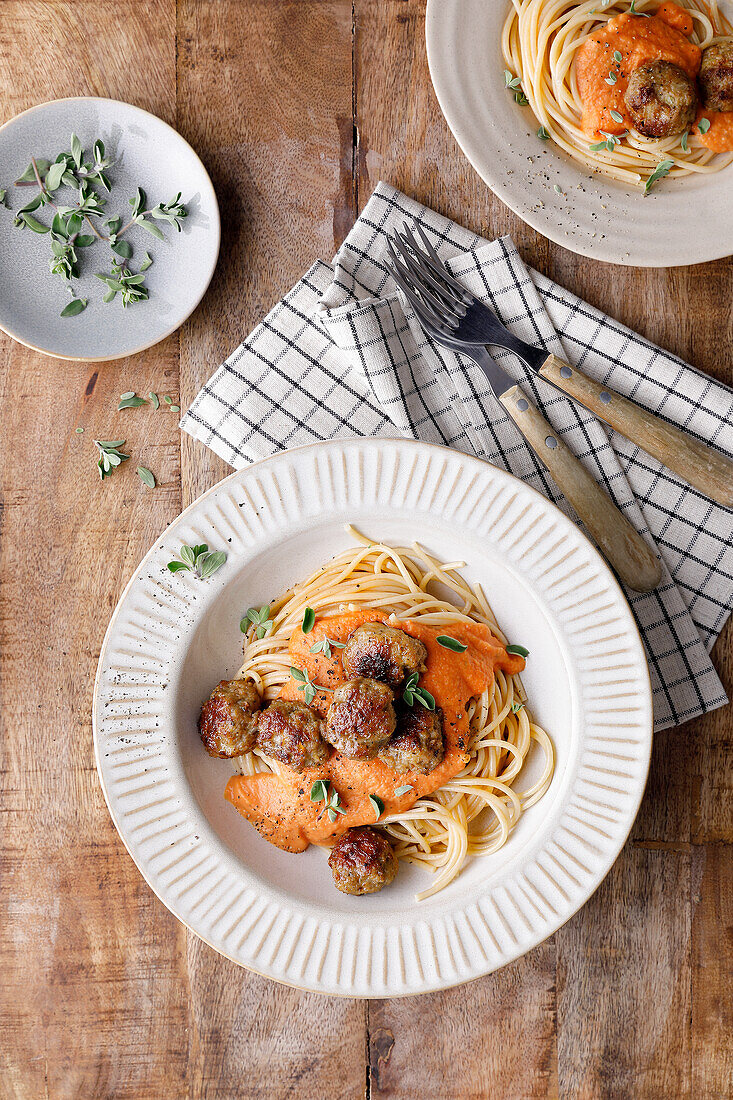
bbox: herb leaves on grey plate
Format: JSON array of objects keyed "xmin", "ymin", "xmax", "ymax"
[
  {"xmin": 167, "ymin": 543, "xmax": 227, "ymax": 579},
  {"xmin": 3, "ymin": 134, "xmax": 187, "ymax": 316}
]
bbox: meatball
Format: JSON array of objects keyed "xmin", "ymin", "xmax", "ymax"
[
  {"xmin": 199, "ymin": 679, "xmax": 261, "ymax": 758},
  {"xmin": 378, "ymin": 706, "xmax": 445, "ymax": 775},
  {"xmin": 256, "ymin": 700, "xmax": 331, "ymax": 772},
  {"xmin": 328, "ymin": 826, "xmax": 398, "ymax": 895},
  {"xmin": 325, "ymin": 678, "xmax": 396, "ymax": 759},
  {"xmin": 699, "ymin": 40, "xmax": 733, "ymax": 112},
  {"xmin": 624, "ymin": 60, "xmax": 697, "ymax": 137},
  {"xmin": 341, "ymin": 622, "xmax": 427, "ymax": 689}
]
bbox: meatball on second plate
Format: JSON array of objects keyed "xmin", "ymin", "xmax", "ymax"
[
  {"xmin": 199, "ymin": 679, "xmax": 261, "ymax": 758},
  {"xmin": 256, "ymin": 700, "xmax": 331, "ymax": 772},
  {"xmin": 328, "ymin": 826, "xmax": 398, "ymax": 895},
  {"xmin": 699, "ymin": 40, "xmax": 733, "ymax": 112},
  {"xmin": 342, "ymin": 621, "xmax": 427, "ymax": 688},
  {"xmin": 325, "ymin": 678, "xmax": 396, "ymax": 759},
  {"xmin": 624, "ymin": 60, "xmax": 697, "ymax": 137},
  {"xmin": 379, "ymin": 705, "xmax": 445, "ymax": 776}
]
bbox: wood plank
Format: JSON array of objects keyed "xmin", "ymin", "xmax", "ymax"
[
  {"xmin": 691, "ymin": 843, "xmax": 733, "ymax": 1099},
  {"xmin": 556, "ymin": 844, "xmax": 692, "ymax": 1099},
  {"xmin": 177, "ymin": 0, "xmax": 357, "ymax": 505},
  {"xmin": 366, "ymin": 944, "xmax": 558, "ymax": 1099},
  {"xmin": 0, "ymin": 4, "xmax": 190, "ymax": 1099},
  {"xmin": 175, "ymin": 5, "xmax": 367, "ymax": 1098}
]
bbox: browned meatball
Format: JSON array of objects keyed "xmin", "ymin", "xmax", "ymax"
[
  {"xmin": 328, "ymin": 826, "xmax": 398, "ymax": 895},
  {"xmin": 341, "ymin": 622, "xmax": 427, "ymax": 688},
  {"xmin": 699, "ymin": 40, "xmax": 733, "ymax": 112},
  {"xmin": 325, "ymin": 678, "xmax": 396, "ymax": 759},
  {"xmin": 256, "ymin": 700, "xmax": 331, "ymax": 772},
  {"xmin": 199, "ymin": 679, "xmax": 261, "ymax": 758},
  {"xmin": 378, "ymin": 706, "xmax": 445, "ymax": 775},
  {"xmin": 624, "ymin": 60, "xmax": 697, "ymax": 137}
]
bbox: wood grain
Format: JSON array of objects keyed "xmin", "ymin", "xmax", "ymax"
[{"xmin": 0, "ymin": 1, "xmax": 731, "ymax": 1097}]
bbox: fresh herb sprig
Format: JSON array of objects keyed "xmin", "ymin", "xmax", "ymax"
[
  {"xmin": 403, "ymin": 671, "xmax": 435, "ymax": 711},
  {"xmin": 369, "ymin": 794, "xmax": 385, "ymax": 820},
  {"xmin": 2, "ymin": 134, "xmax": 187, "ymax": 316},
  {"xmin": 310, "ymin": 780, "xmax": 346, "ymax": 823},
  {"xmin": 309, "ymin": 635, "xmax": 346, "ymax": 659},
  {"xmin": 94, "ymin": 438, "xmax": 129, "ymax": 480},
  {"xmin": 167, "ymin": 543, "xmax": 227, "ymax": 579},
  {"xmin": 241, "ymin": 605, "xmax": 273, "ymax": 638},
  {"xmin": 290, "ymin": 665, "xmax": 333, "ymax": 705},
  {"xmin": 644, "ymin": 158, "xmax": 675, "ymax": 195}
]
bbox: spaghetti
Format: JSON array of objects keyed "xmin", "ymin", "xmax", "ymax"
[
  {"xmin": 501, "ymin": 0, "xmax": 733, "ymax": 187},
  {"xmin": 234, "ymin": 530, "xmax": 554, "ymax": 901}
]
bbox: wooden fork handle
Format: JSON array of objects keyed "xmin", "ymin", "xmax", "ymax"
[
  {"xmin": 500, "ymin": 385, "xmax": 663, "ymax": 592},
  {"xmin": 539, "ymin": 354, "xmax": 733, "ymax": 510}
]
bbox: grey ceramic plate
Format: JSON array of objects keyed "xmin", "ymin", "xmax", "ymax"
[{"xmin": 0, "ymin": 97, "xmax": 220, "ymax": 360}]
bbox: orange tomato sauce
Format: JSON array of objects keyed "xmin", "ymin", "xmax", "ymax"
[
  {"xmin": 695, "ymin": 109, "xmax": 733, "ymax": 151},
  {"xmin": 575, "ymin": 6, "xmax": 701, "ymax": 137},
  {"xmin": 225, "ymin": 609, "xmax": 524, "ymax": 852}
]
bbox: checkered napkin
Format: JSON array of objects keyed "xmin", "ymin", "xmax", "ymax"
[{"xmin": 182, "ymin": 182, "xmax": 733, "ymax": 732}]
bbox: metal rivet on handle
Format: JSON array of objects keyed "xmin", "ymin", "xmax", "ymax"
[
  {"xmin": 560, "ymin": 366, "xmax": 573, "ymax": 378},
  {"xmin": 516, "ymin": 399, "xmax": 529, "ymax": 411},
  {"xmin": 545, "ymin": 436, "xmax": 558, "ymax": 449},
  {"xmin": 600, "ymin": 392, "xmax": 612, "ymax": 404}
]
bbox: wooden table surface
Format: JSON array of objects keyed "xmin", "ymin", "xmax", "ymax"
[{"xmin": 1, "ymin": 3, "xmax": 731, "ymax": 1097}]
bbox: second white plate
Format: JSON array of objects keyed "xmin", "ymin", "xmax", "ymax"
[
  {"xmin": 93, "ymin": 439, "xmax": 652, "ymax": 996},
  {"xmin": 426, "ymin": 0, "xmax": 733, "ymax": 267}
]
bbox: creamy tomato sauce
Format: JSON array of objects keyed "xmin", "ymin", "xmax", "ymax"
[
  {"xmin": 225, "ymin": 609, "xmax": 524, "ymax": 852},
  {"xmin": 576, "ymin": 6, "xmax": 701, "ymax": 137}
]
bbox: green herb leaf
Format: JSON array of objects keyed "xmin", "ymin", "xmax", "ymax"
[
  {"xmin": 105, "ymin": 215, "xmax": 122, "ymax": 233},
  {"xmin": 138, "ymin": 220, "xmax": 165, "ymax": 240},
  {"xmin": 167, "ymin": 560, "xmax": 190, "ymax": 573},
  {"xmin": 369, "ymin": 795, "xmax": 385, "ymax": 820},
  {"xmin": 149, "ymin": 391, "xmax": 160, "ymax": 409},
  {"xmin": 15, "ymin": 158, "xmax": 50, "ymax": 185},
  {"xmin": 613, "ymin": 50, "xmax": 622, "ymax": 64},
  {"xmin": 511, "ymin": 701, "xmax": 525, "ymax": 713},
  {"xmin": 111, "ymin": 239, "xmax": 133, "ymax": 259},
  {"xmin": 605, "ymin": 71, "xmax": 617, "ymax": 85},
  {"xmin": 70, "ymin": 133, "xmax": 84, "ymax": 169},
  {"xmin": 170, "ymin": 405, "xmax": 180, "ymax": 413},
  {"xmin": 302, "ymin": 607, "xmax": 316, "ymax": 634},
  {"xmin": 436, "ymin": 635, "xmax": 468, "ymax": 653},
  {"xmin": 506, "ymin": 643, "xmax": 529, "ymax": 658},
  {"xmin": 394, "ymin": 784, "xmax": 414, "ymax": 796},
  {"xmin": 60, "ymin": 298, "xmax": 87, "ymax": 317},
  {"xmin": 537, "ymin": 125, "xmax": 550, "ymax": 140},
  {"xmin": 198, "ymin": 550, "xmax": 227, "ymax": 579},
  {"xmin": 163, "ymin": 395, "xmax": 173, "ymax": 404},
  {"xmin": 681, "ymin": 130, "xmax": 689, "ymax": 152},
  {"xmin": 644, "ymin": 158, "xmax": 675, "ymax": 195},
  {"xmin": 118, "ymin": 394, "xmax": 148, "ymax": 410},
  {"xmin": 103, "ymin": 289, "xmax": 116, "ymax": 303},
  {"xmin": 139, "ymin": 251, "xmax": 153, "ymax": 271},
  {"xmin": 290, "ymin": 667, "xmax": 306, "ymax": 683},
  {"xmin": 697, "ymin": 118, "xmax": 711, "ymax": 134},
  {"xmin": 136, "ymin": 466, "xmax": 156, "ymax": 488},
  {"xmin": 75, "ymin": 234, "xmax": 96, "ymax": 247},
  {"xmin": 45, "ymin": 160, "xmax": 66, "ymax": 192},
  {"xmin": 310, "ymin": 780, "xmax": 329, "ymax": 803},
  {"xmin": 21, "ymin": 213, "xmax": 50, "ymax": 233},
  {"xmin": 609, "ymin": 109, "xmax": 624, "ymax": 123}
]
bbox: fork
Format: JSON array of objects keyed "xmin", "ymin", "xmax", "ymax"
[{"xmin": 387, "ymin": 225, "xmax": 665, "ymax": 592}]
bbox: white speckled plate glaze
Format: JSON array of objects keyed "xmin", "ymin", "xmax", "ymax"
[
  {"xmin": 0, "ymin": 97, "xmax": 219, "ymax": 360},
  {"xmin": 93, "ymin": 439, "xmax": 652, "ymax": 997},
  {"xmin": 426, "ymin": 0, "xmax": 733, "ymax": 267}
]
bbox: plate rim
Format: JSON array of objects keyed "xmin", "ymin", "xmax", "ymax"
[
  {"xmin": 0, "ymin": 95, "xmax": 221, "ymax": 361},
  {"xmin": 425, "ymin": 0, "xmax": 733, "ymax": 268},
  {"xmin": 93, "ymin": 437, "xmax": 654, "ymax": 996}
]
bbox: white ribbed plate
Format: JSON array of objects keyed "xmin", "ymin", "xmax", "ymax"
[
  {"xmin": 426, "ymin": 0, "xmax": 733, "ymax": 267},
  {"xmin": 94, "ymin": 439, "xmax": 652, "ymax": 996}
]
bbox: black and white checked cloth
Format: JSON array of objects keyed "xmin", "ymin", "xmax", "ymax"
[{"xmin": 182, "ymin": 183, "xmax": 733, "ymax": 732}]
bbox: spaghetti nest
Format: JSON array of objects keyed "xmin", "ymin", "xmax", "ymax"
[
  {"xmin": 237, "ymin": 529, "xmax": 554, "ymax": 901},
  {"xmin": 502, "ymin": 0, "xmax": 733, "ymax": 187}
]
